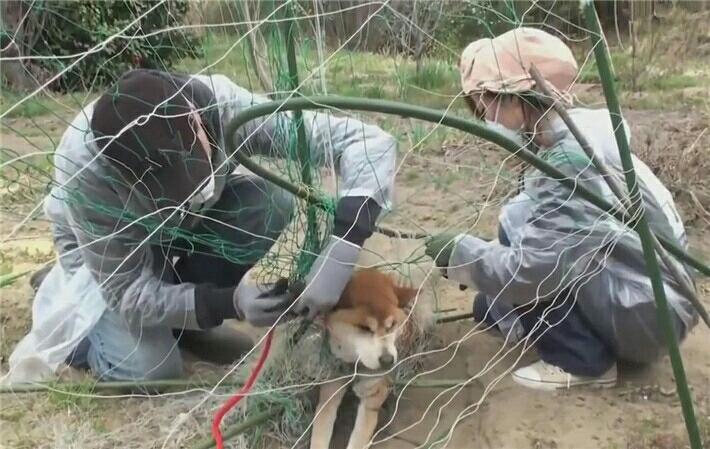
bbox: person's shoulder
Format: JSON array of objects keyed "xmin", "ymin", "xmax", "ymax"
[
  {"xmin": 53, "ymin": 100, "xmax": 106, "ymax": 181},
  {"xmin": 190, "ymin": 74, "xmax": 258, "ymax": 102},
  {"xmin": 190, "ymin": 73, "xmax": 241, "ymax": 91},
  {"xmin": 57, "ymin": 100, "xmax": 98, "ymax": 154}
]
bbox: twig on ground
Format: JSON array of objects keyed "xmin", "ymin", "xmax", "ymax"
[{"xmin": 0, "ymin": 378, "xmax": 245, "ymax": 395}]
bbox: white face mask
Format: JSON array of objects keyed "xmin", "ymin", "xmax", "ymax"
[
  {"xmin": 485, "ymin": 119, "xmax": 526, "ymax": 148},
  {"xmin": 190, "ymin": 164, "xmax": 215, "ymax": 211},
  {"xmin": 185, "ymin": 103, "xmax": 216, "ymax": 211}
]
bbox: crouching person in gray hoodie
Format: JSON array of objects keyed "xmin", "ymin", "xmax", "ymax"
[
  {"xmin": 425, "ymin": 28, "xmax": 697, "ymax": 392},
  {"xmin": 8, "ymin": 69, "xmax": 396, "ymax": 382}
]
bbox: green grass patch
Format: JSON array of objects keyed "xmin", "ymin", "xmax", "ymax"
[
  {"xmin": 408, "ymin": 123, "xmax": 449, "ymax": 151},
  {"xmin": 47, "ymin": 382, "xmax": 97, "ymax": 412},
  {"xmin": 404, "ymin": 59, "xmax": 458, "ymax": 91},
  {"xmin": 578, "ymin": 50, "xmax": 633, "ymax": 84},
  {"xmin": 0, "ymin": 93, "xmax": 56, "ymax": 119},
  {"xmin": 645, "ymin": 73, "xmax": 702, "ymax": 91},
  {"xmin": 177, "ymin": 33, "xmax": 462, "ymax": 109}
]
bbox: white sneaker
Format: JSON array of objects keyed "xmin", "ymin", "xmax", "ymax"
[{"xmin": 512, "ymin": 360, "xmax": 617, "ymax": 391}]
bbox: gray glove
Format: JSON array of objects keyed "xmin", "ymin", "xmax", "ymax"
[
  {"xmin": 233, "ymin": 271, "xmax": 293, "ymax": 327},
  {"xmin": 294, "ymin": 236, "xmax": 361, "ymax": 319}
]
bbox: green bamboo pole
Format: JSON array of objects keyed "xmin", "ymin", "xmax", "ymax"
[
  {"xmin": 224, "ymin": 96, "xmax": 710, "ymax": 277},
  {"xmin": 582, "ymin": 2, "xmax": 702, "ymax": 448},
  {"xmin": 192, "ymin": 407, "xmax": 284, "ymax": 449},
  {"xmin": 0, "ymin": 270, "xmax": 30, "ymax": 287}
]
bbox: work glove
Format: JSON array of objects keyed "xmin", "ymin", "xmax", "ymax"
[
  {"xmin": 233, "ymin": 272, "xmax": 294, "ymax": 327},
  {"xmin": 294, "ymin": 235, "xmax": 360, "ymax": 319},
  {"xmin": 425, "ymin": 233, "xmax": 461, "ymax": 268},
  {"xmin": 425, "ymin": 233, "xmax": 468, "ymax": 291}
]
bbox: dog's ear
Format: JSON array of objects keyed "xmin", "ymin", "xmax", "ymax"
[{"xmin": 393, "ymin": 285, "xmax": 418, "ymax": 308}]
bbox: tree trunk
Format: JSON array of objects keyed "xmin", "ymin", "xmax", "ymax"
[
  {"xmin": 1, "ymin": 1, "xmax": 36, "ymax": 91},
  {"xmin": 237, "ymin": 0, "xmax": 274, "ymax": 96}
]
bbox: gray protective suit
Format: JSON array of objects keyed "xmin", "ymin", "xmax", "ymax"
[{"xmin": 447, "ymin": 108, "xmax": 698, "ymax": 363}]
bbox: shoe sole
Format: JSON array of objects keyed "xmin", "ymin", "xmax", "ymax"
[{"xmin": 512, "ymin": 374, "xmax": 617, "ymax": 391}]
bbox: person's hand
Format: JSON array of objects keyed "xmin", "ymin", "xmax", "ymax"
[
  {"xmin": 425, "ymin": 233, "xmax": 460, "ymax": 268},
  {"xmin": 233, "ymin": 273, "xmax": 294, "ymax": 327},
  {"xmin": 293, "ymin": 236, "xmax": 360, "ymax": 319},
  {"xmin": 425, "ymin": 233, "xmax": 469, "ymax": 290}
]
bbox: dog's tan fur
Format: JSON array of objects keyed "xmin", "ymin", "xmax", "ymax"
[{"xmin": 310, "ymin": 269, "xmax": 423, "ymax": 449}]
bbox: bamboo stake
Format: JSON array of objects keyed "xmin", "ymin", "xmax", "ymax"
[
  {"xmin": 191, "ymin": 407, "xmax": 284, "ymax": 449},
  {"xmin": 436, "ymin": 312, "xmax": 475, "ymax": 324},
  {"xmin": 0, "ymin": 270, "xmax": 30, "ymax": 287}
]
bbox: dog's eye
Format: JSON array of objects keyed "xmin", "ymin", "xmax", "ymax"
[{"xmin": 356, "ymin": 324, "xmax": 372, "ymax": 333}]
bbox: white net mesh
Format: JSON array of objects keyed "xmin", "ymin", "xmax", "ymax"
[{"xmin": 1, "ymin": 1, "xmax": 709, "ymax": 449}]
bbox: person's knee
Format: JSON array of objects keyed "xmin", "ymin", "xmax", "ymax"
[{"xmin": 87, "ymin": 337, "xmax": 183, "ymax": 381}]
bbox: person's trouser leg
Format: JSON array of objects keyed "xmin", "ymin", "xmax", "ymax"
[
  {"xmin": 517, "ymin": 289, "xmax": 615, "ymax": 377},
  {"xmin": 83, "ymin": 174, "xmax": 294, "ymax": 380},
  {"xmin": 476, "ymin": 224, "xmax": 614, "ymax": 376},
  {"xmin": 86, "ymin": 309, "xmax": 184, "ymax": 381},
  {"xmin": 471, "ymin": 224, "xmax": 526, "ymax": 342}
]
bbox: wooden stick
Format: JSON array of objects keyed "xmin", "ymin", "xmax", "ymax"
[{"xmin": 436, "ymin": 312, "xmax": 474, "ymax": 324}]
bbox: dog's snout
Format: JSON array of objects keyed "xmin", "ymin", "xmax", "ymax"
[{"xmin": 378, "ymin": 354, "xmax": 394, "ymax": 368}]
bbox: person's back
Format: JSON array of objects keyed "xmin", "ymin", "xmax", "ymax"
[{"xmin": 527, "ymin": 107, "xmax": 697, "ymax": 363}]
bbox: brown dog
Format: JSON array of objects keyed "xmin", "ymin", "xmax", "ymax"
[{"xmin": 309, "ymin": 269, "xmax": 421, "ymax": 449}]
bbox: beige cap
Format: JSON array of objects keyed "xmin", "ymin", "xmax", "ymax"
[{"xmin": 460, "ymin": 27, "xmax": 578, "ymax": 104}]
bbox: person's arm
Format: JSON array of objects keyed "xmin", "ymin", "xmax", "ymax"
[
  {"xmin": 44, "ymin": 190, "xmax": 84, "ymax": 276},
  {"xmin": 202, "ymin": 75, "xmax": 397, "ymax": 317},
  {"xmin": 447, "ymin": 167, "xmax": 606, "ymax": 305},
  {"xmin": 202, "ymin": 75, "xmax": 396, "ymax": 231}
]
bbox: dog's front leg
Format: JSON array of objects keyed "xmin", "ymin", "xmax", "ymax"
[
  {"xmin": 346, "ymin": 378, "xmax": 391, "ymax": 449},
  {"xmin": 310, "ymin": 379, "xmax": 348, "ymax": 449}
]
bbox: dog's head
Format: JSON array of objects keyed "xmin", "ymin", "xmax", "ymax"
[{"xmin": 324, "ymin": 269, "xmax": 418, "ymax": 371}]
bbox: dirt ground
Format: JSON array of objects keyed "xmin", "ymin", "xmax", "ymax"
[{"xmin": 1, "ymin": 105, "xmax": 709, "ymax": 449}]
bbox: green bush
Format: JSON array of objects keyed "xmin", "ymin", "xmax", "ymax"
[{"xmin": 22, "ymin": 1, "xmax": 201, "ymax": 91}]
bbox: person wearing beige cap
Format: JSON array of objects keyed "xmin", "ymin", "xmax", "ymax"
[{"xmin": 426, "ymin": 28, "xmax": 697, "ymax": 391}]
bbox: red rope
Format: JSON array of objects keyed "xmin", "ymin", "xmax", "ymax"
[{"xmin": 211, "ymin": 328, "xmax": 274, "ymax": 449}]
